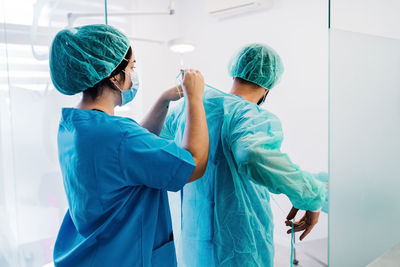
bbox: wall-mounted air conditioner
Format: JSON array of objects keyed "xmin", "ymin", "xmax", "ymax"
[{"xmin": 207, "ymin": 0, "xmax": 273, "ymax": 17}]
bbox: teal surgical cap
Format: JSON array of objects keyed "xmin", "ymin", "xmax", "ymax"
[
  {"xmin": 49, "ymin": 24, "xmax": 130, "ymax": 95},
  {"xmin": 228, "ymin": 43, "xmax": 284, "ymax": 89}
]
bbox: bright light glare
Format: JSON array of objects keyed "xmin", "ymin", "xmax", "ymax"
[{"xmin": 168, "ymin": 38, "xmax": 196, "ymax": 54}]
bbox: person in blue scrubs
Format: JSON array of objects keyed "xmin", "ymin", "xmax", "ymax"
[
  {"xmin": 161, "ymin": 43, "xmax": 327, "ymax": 266},
  {"xmin": 49, "ymin": 24, "xmax": 209, "ymax": 266}
]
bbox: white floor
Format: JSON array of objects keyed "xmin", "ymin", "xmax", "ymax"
[{"xmin": 274, "ymin": 238, "xmax": 328, "ymax": 267}]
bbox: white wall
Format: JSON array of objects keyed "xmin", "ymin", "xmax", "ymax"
[{"xmin": 331, "ymin": 0, "xmax": 400, "ymax": 40}]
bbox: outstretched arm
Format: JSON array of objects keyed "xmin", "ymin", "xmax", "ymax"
[
  {"xmin": 228, "ymin": 108, "xmax": 326, "ymax": 240},
  {"xmin": 141, "ymin": 86, "xmax": 183, "ymax": 135}
]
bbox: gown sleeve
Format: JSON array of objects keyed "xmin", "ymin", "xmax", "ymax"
[
  {"xmin": 227, "ymin": 107, "xmax": 327, "ymax": 211},
  {"xmin": 159, "ymin": 102, "xmax": 183, "ymax": 140}
]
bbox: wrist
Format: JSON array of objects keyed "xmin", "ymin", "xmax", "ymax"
[
  {"xmin": 186, "ymin": 94, "xmax": 203, "ymax": 102},
  {"xmin": 311, "ymin": 207, "xmax": 322, "ymax": 212},
  {"xmin": 160, "ymin": 92, "xmax": 172, "ymax": 105}
]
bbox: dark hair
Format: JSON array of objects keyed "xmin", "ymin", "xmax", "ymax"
[
  {"xmin": 84, "ymin": 46, "xmax": 132, "ymax": 100},
  {"xmin": 235, "ymin": 77, "xmax": 261, "ymax": 89}
]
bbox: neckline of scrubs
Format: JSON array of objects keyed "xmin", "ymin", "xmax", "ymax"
[{"xmin": 91, "ymin": 109, "xmax": 106, "ymax": 113}]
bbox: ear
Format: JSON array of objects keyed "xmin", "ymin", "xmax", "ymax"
[
  {"xmin": 109, "ymin": 74, "xmax": 116, "ymax": 81},
  {"xmin": 111, "ymin": 73, "xmax": 122, "ymax": 84}
]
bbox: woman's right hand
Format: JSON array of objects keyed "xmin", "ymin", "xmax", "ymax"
[{"xmin": 182, "ymin": 69, "xmax": 205, "ymax": 100}]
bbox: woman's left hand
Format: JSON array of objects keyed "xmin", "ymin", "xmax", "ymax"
[{"xmin": 162, "ymin": 85, "xmax": 184, "ymax": 102}]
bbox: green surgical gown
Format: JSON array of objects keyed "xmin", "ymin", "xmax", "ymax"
[{"xmin": 161, "ymin": 87, "xmax": 327, "ymax": 267}]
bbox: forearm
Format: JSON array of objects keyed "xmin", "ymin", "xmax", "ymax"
[
  {"xmin": 140, "ymin": 93, "xmax": 170, "ymax": 135},
  {"xmin": 246, "ymin": 148, "xmax": 326, "ymax": 210},
  {"xmin": 273, "ymin": 168, "xmax": 326, "ymax": 211},
  {"xmin": 182, "ymin": 97, "xmax": 209, "ymax": 182}
]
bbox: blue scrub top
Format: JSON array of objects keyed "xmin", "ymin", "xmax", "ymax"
[{"xmin": 54, "ymin": 108, "xmax": 195, "ymax": 267}]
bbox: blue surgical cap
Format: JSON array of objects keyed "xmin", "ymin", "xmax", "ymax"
[
  {"xmin": 49, "ymin": 24, "xmax": 130, "ymax": 95},
  {"xmin": 228, "ymin": 43, "xmax": 284, "ymax": 89}
]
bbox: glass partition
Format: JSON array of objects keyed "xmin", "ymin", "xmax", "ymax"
[
  {"xmin": 329, "ymin": 28, "xmax": 400, "ymax": 267},
  {"xmin": 0, "ymin": 1, "xmax": 107, "ymax": 266},
  {"xmin": 329, "ymin": 0, "xmax": 400, "ymax": 265}
]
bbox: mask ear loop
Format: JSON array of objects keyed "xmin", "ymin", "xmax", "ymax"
[
  {"xmin": 109, "ymin": 59, "xmax": 128, "ymax": 92},
  {"xmin": 121, "ymin": 57, "xmax": 132, "ymax": 85},
  {"xmin": 109, "ymin": 75, "xmax": 123, "ymax": 92},
  {"xmin": 259, "ymin": 89, "xmax": 270, "ymax": 105}
]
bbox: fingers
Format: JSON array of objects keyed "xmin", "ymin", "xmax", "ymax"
[
  {"xmin": 175, "ymin": 74, "xmax": 183, "ymax": 98},
  {"xmin": 285, "ymin": 216, "xmax": 304, "ymax": 227},
  {"xmin": 181, "ymin": 69, "xmax": 202, "ymax": 76},
  {"xmin": 285, "ymin": 210, "xmax": 320, "ymax": 241},
  {"xmin": 286, "ymin": 221, "xmax": 314, "ymax": 240},
  {"xmin": 300, "ymin": 224, "xmax": 315, "ymax": 241},
  {"xmin": 299, "ymin": 211, "xmax": 320, "ymax": 241},
  {"xmin": 286, "ymin": 207, "xmax": 299, "ymax": 221},
  {"xmin": 176, "ymin": 84, "xmax": 183, "ymax": 93},
  {"xmin": 176, "ymin": 84, "xmax": 183, "ymax": 98},
  {"xmin": 179, "ymin": 69, "xmax": 204, "ymax": 101},
  {"xmin": 177, "ymin": 85, "xmax": 184, "ymax": 97},
  {"xmin": 286, "ymin": 221, "xmax": 306, "ymax": 234}
]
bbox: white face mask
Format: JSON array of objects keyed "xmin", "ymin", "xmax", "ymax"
[{"xmin": 115, "ymin": 70, "xmax": 140, "ymax": 106}]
